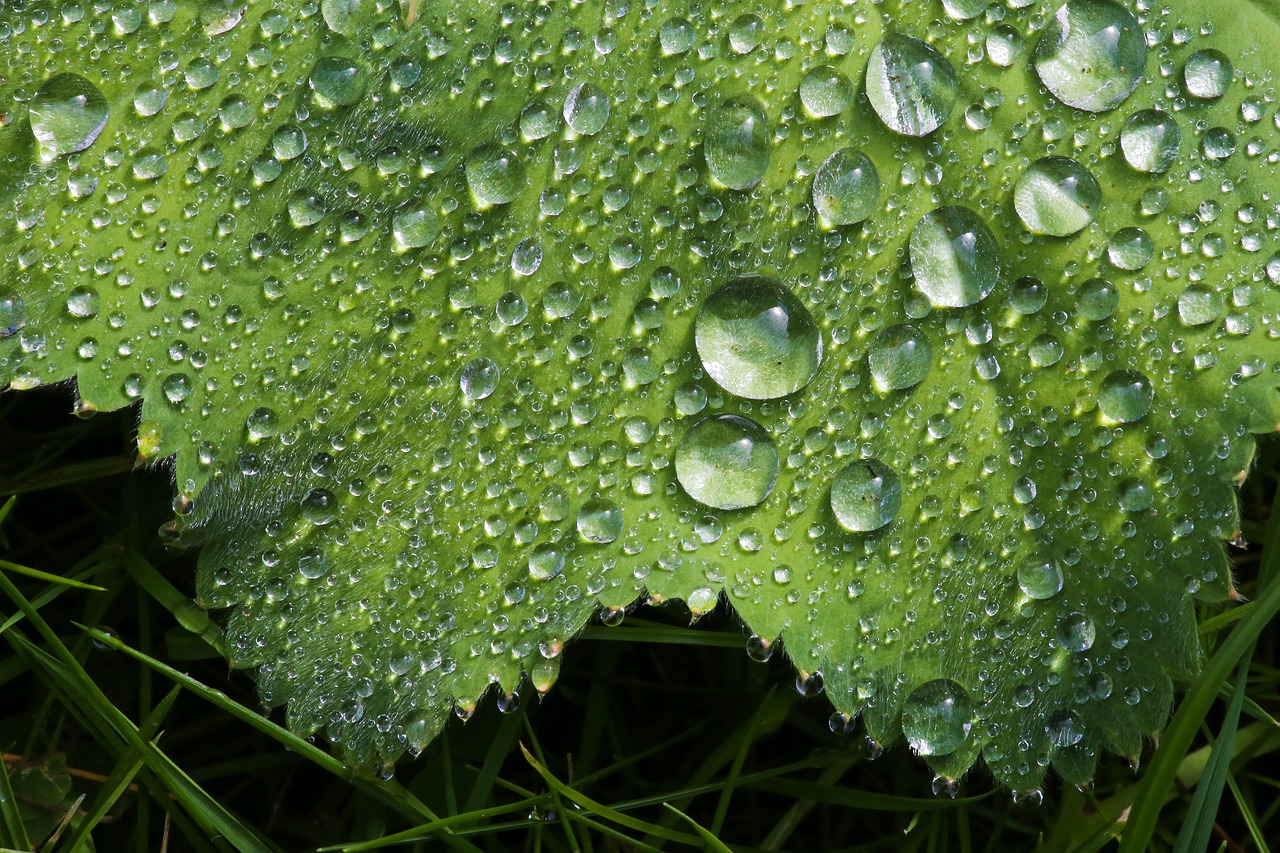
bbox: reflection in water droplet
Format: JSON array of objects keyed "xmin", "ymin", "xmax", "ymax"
[
  {"xmin": 0, "ymin": 288, "xmax": 26, "ymax": 339},
  {"xmin": 695, "ymin": 276, "xmax": 822, "ymax": 400},
  {"xmin": 1107, "ymin": 227, "xmax": 1154, "ymax": 271},
  {"xmin": 799, "ymin": 65, "xmax": 853, "ymax": 117},
  {"xmin": 705, "ymin": 96, "xmax": 773, "ymax": 190},
  {"xmin": 1034, "ymin": 0, "xmax": 1147, "ymax": 113},
  {"xmin": 460, "ymin": 357, "xmax": 501, "ymax": 401},
  {"xmin": 812, "ymin": 148, "xmax": 880, "ymax": 226},
  {"xmin": 529, "ymin": 544, "xmax": 566, "ymax": 580},
  {"xmin": 1018, "ymin": 561, "xmax": 1064, "ymax": 599},
  {"xmin": 1056, "ymin": 613, "xmax": 1096, "ymax": 652},
  {"xmin": 564, "ymin": 83, "xmax": 610, "ymax": 135},
  {"xmin": 902, "ymin": 679, "xmax": 973, "ymax": 756},
  {"xmin": 675, "ymin": 415, "xmax": 780, "ymax": 510},
  {"xmin": 1117, "ymin": 477, "xmax": 1153, "ymax": 512},
  {"xmin": 310, "ymin": 56, "xmax": 364, "ymax": 107},
  {"xmin": 466, "ymin": 145, "xmax": 526, "ymax": 205},
  {"xmin": 986, "ymin": 25, "xmax": 1024, "ymax": 66},
  {"xmin": 577, "ymin": 498, "xmax": 623, "ymax": 543},
  {"xmin": 392, "ymin": 201, "xmax": 439, "ymax": 251},
  {"xmin": 65, "ymin": 286, "xmax": 100, "ymax": 319},
  {"xmin": 868, "ymin": 324, "xmax": 933, "ymax": 392},
  {"xmin": 29, "ymin": 73, "xmax": 110, "ymax": 157},
  {"xmin": 1097, "ymin": 369, "xmax": 1153, "ymax": 423},
  {"xmin": 1014, "ymin": 156, "xmax": 1101, "ymax": 237},
  {"xmin": 910, "ymin": 206, "xmax": 1001, "ymax": 308},
  {"xmin": 1184, "ymin": 49, "xmax": 1233, "ymax": 100},
  {"xmin": 830, "ymin": 459, "xmax": 902, "ymax": 533},
  {"xmin": 865, "ymin": 33, "xmax": 958, "ymax": 137},
  {"xmin": 1120, "ymin": 109, "xmax": 1181, "ymax": 173},
  {"xmin": 1078, "ymin": 278, "xmax": 1118, "ymax": 322},
  {"xmin": 1177, "ymin": 284, "xmax": 1223, "ymax": 326},
  {"xmin": 659, "ymin": 17, "xmax": 696, "ymax": 55},
  {"xmin": 301, "ymin": 488, "xmax": 339, "ymax": 525}
]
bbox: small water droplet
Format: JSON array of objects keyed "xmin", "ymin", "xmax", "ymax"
[
  {"xmin": 1018, "ymin": 561, "xmax": 1064, "ymax": 599},
  {"xmin": 811, "ymin": 148, "xmax": 880, "ymax": 226},
  {"xmin": 563, "ymin": 82, "xmax": 610, "ymax": 135},
  {"xmin": 466, "ymin": 145, "xmax": 526, "ymax": 205},
  {"xmin": 1056, "ymin": 613, "xmax": 1096, "ymax": 652},
  {"xmin": 868, "ymin": 324, "xmax": 933, "ymax": 392},
  {"xmin": 29, "ymin": 73, "xmax": 110, "ymax": 157},
  {"xmin": 577, "ymin": 498, "xmax": 623, "ymax": 543},
  {"xmin": 1097, "ymin": 369, "xmax": 1153, "ymax": 423},
  {"xmin": 705, "ymin": 96, "xmax": 773, "ymax": 190},
  {"xmin": 460, "ymin": 357, "xmax": 501, "ymax": 401},
  {"xmin": 798, "ymin": 65, "xmax": 853, "ymax": 117},
  {"xmin": 310, "ymin": 56, "xmax": 365, "ymax": 107}
]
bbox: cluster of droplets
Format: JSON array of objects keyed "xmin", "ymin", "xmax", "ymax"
[{"xmin": 2, "ymin": 0, "xmax": 1274, "ymax": 787}]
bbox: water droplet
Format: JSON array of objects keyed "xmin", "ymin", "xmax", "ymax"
[
  {"xmin": 310, "ymin": 56, "xmax": 364, "ymax": 107},
  {"xmin": 246, "ymin": 407, "xmax": 279, "ymax": 440},
  {"xmin": 1010, "ymin": 276, "xmax": 1048, "ymax": 314},
  {"xmin": 1097, "ymin": 369, "xmax": 1153, "ymax": 423},
  {"xmin": 0, "ymin": 288, "xmax": 26, "ymax": 338},
  {"xmin": 705, "ymin": 96, "xmax": 773, "ymax": 190},
  {"xmin": 910, "ymin": 206, "xmax": 1001, "ymax": 308},
  {"xmin": 1177, "ymin": 284, "xmax": 1223, "ymax": 326},
  {"xmin": 29, "ymin": 73, "xmax": 110, "ymax": 157},
  {"xmin": 271, "ymin": 124, "xmax": 307, "ymax": 160},
  {"xmin": 986, "ymin": 26, "xmax": 1024, "ymax": 67},
  {"xmin": 1014, "ymin": 156, "xmax": 1101, "ymax": 237},
  {"xmin": 64, "ymin": 286, "xmax": 100, "ymax": 319},
  {"xmin": 728, "ymin": 13, "xmax": 764, "ymax": 54},
  {"xmin": 1078, "ymin": 278, "xmax": 1118, "ymax": 322},
  {"xmin": 1120, "ymin": 109, "xmax": 1180, "ymax": 173},
  {"xmin": 830, "ymin": 459, "xmax": 902, "ymax": 533},
  {"xmin": 1029, "ymin": 334, "xmax": 1064, "ymax": 368},
  {"xmin": 798, "ymin": 65, "xmax": 853, "ymax": 117},
  {"xmin": 1184, "ymin": 49, "xmax": 1233, "ymax": 100},
  {"xmin": 659, "ymin": 17, "xmax": 696, "ymax": 55},
  {"xmin": 564, "ymin": 83, "xmax": 609, "ymax": 136},
  {"xmin": 811, "ymin": 148, "xmax": 880, "ymax": 226},
  {"xmin": 675, "ymin": 415, "xmax": 781, "ymax": 510},
  {"xmin": 1018, "ymin": 561, "xmax": 1064, "ymax": 599},
  {"xmin": 865, "ymin": 33, "xmax": 958, "ymax": 137},
  {"xmin": 519, "ymin": 101, "xmax": 558, "ymax": 140},
  {"xmin": 529, "ymin": 545, "xmax": 566, "ymax": 580},
  {"xmin": 460, "ymin": 357, "xmax": 501, "ymax": 401},
  {"xmin": 466, "ymin": 145, "xmax": 526, "ymax": 206},
  {"xmin": 868, "ymin": 324, "xmax": 933, "ymax": 392},
  {"xmin": 577, "ymin": 498, "xmax": 623, "ymax": 544},
  {"xmin": 902, "ymin": 679, "xmax": 973, "ymax": 756},
  {"xmin": 162, "ymin": 373, "xmax": 193, "ymax": 405},
  {"xmin": 1056, "ymin": 613, "xmax": 1096, "ymax": 652},
  {"xmin": 1107, "ymin": 227, "xmax": 1154, "ymax": 271},
  {"xmin": 695, "ymin": 276, "xmax": 822, "ymax": 400},
  {"xmin": 392, "ymin": 200, "xmax": 439, "ymax": 251},
  {"xmin": 301, "ymin": 488, "xmax": 339, "ymax": 525},
  {"xmin": 1201, "ymin": 127, "xmax": 1236, "ymax": 161},
  {"xmin": 1034, "ymin": 0, "xmax": 1147, "ymax": 113}
]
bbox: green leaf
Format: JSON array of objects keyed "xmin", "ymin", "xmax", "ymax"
[{"xmin": 2, "ymin": 0, "xmax": 1278, "ymax": 792}]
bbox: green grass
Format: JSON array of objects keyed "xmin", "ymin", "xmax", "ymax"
[{"xmin": 1, "ymin": 385, "xmax": 1277, "ymax": 851}]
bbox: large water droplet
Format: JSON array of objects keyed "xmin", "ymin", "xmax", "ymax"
[
  {"xmin": 1014, "ymin": 156, "xmax": 1101, "ymax": 237},
  {"xmin": 902, "ymin": 679, "xmax": 973, "ymax": 757},
  {"xmin": 868, "ymin": 324, "xmax": 933, "ymax": 392},
  {"xmin": 466, "ymin": 145, "xmax": 526, "ymax": 206},
  {"xmin": 695, "ymin": 276, "xmax": 822, "ymax": 400},
  {"xmin": 577, "ymin": 499, "xmax": 623, "ymax": 544},
  {"xmin": 29, "ymin": 73, "xmax": 110, "ymax": 157},
  {"xmin": 1018, "ymin": 561, "xmax": 1064, "ymax": 599},
  {"xmin": 310, "ymin": 56, "xmax": 364, "ymax": 107},
  {"xmin": 705, "ymin": 96, "xmax": 773, "ymax": 190},
  {"xmin": 1056, "ymin": 613, "xmax": 1096, "ymax": 652},
  {"xmin": 865, "ymin": 33, "xmax": 958, "ymax": 137},
  {"xmin": 910, "ymin": 206, "xmax": 1001, "ymax": 308},
  {"xmin": 812, "ymin": 148, "xmax": 880, "ymax": 226},
  {"xmin": 675, "ymin": 415, "xmax": 780, "ymax": 510},
  {"xmin": 1097, "ymin": 369, "xmax": 1153, "ymax": 423},
  {"xmin": 1184, "ymin": 49, "xmax": 1233, "ymax": 100},
  {"xmin": 1177, "ymin": 284, "xmax": 1223, "ymax": 326},
  {"xmin": 830, "ymin": 459, "xmax": 902, "ymax": 533},
  {"xmin": 798, "ymin": 65, "xmax": 853, "ymax": 117},
  {"xmin": 1120, "ymin": 109, "xmax": 1180, "ymax": 173},
  {"xmin": 564, "ymin": 83, "xmax": 610, "ymax": 135},
  {"xmin": 1033, "ymin": 0, "xmax": 1147, "ymax": 113},
  {"xmin": 460, "ymin": 357, "xmax": 501, "ymax": 401},
  {"xmin": 392, "ymin": 201, "xmax": 439, "ymax": 251}
]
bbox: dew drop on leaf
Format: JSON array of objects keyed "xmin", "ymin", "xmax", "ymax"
[
  {"xmin": 902, "ymin": 679, "xmax": 974, "ymax": 757},
  {"xmin": 1018, "ymin": 561, "xmax": 1064, "ymax": 600},
  {"xmin": 812, "ymin": 148, "xmax": 880, "ymax": 226},
  {"xmin": 1097, "ymin": 369, "xmax": 1154, "ymax": 423},
  {"xmin": 675, "ymin": 414, "xmax": 780, "ymax": 511},
  {"xmin": 694, "ymin": 276, "xmax": 822, "ymax": 400},
  {"xmin": 829, "ymin": 459, "xmax": 902, "ymax": 533},
  {"xmin": 909, "ymin": 206, "xmax": 1001, "ymax": 308},
  {"xmin": 868, "ymin": 324, "xmax": 933, "ymax": 393},
  {"xmin": 1033, "ymin": 0, "xmax": 1148, "ymax": 113},
  {"xmin": 865, "ymin": 33, "xmax": 959, "ymax": 137},
  {"xmin": 29, "ymin": 73, "xmax": 109, "ymax": 157},
  {"xmin": 798, "ymin": 65, "xmax": 853, "ymax": 118},
  {"xmin": 705, "ymin": 96, "xmax": 773, "ymax": 191},
  {"xmin": 1184, "ymin": 49, "xmax": 1233, "ymax": 99},
  {"xmin": 1014, "ymin": 157, "xmax": 1101, "ymax": 237}
]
